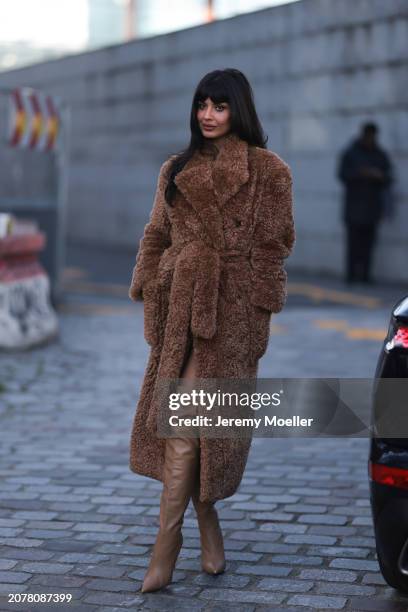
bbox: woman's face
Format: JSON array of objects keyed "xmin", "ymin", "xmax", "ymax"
[{"xmin": 197, "ymin": 97, "xmax": 231, "ymax": 139}]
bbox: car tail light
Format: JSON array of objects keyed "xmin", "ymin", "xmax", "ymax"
[
  {"xmin": 386, "ymin": 326, "xmax": 408, "ymax": 351},
  {"xmin": 369, "ymin": 461, "xmax": 408, "ymax": 489}
]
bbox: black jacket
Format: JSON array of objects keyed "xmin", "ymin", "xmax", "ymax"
[{"xmin": 338, "ymin": 138, "xmax": 393, "ymax": 225}]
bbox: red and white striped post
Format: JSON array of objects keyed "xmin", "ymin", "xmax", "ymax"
[{"xmin": 0, "ymin": 231, "xmax": 58, "ymax": 349}]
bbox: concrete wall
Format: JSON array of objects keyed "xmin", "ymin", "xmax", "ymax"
[{"xmin": 0, "ymin": 0, "xmax": 407, "ymax": 282}]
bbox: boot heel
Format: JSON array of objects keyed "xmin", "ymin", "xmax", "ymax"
[{"xmin": 193, "ymin": 494, "xmax": 226, "ymax": 575}]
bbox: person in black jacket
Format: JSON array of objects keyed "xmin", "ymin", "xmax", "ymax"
[{"xmin": 338, "ymin": 122, "xmax": 393, "ymax": 285}]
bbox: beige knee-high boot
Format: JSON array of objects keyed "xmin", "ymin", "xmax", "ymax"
[
  {"xmin": 192, "ymin": 480, "xmax": 226, "ymax": 575},
  {"xmin": 140, "ymin": 436, "xmax": 200, "ymax": 593}
]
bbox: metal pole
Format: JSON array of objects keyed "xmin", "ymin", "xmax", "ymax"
[
  {"xmin": 206, "ymin": 0, "xmax": 215, "ymax": 22},
  {"xmin": 54, "ymin": 101, "xmax": 70, "ymax": 306},
  {"xmin": 124, "ymin": 0, "xmax": 136, "ymax": 40}
]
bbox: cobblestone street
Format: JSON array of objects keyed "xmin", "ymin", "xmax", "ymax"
[{"xmin": 1, "ymin": 272, "xmax": 408, "ymax": 611}]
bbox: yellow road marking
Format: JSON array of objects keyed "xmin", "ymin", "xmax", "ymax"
[
  {"xmin": 314, "ymin": 319, "xmax": 349, "ymax": 331},
  {"xmin": 57, "ymin": 303, "xmax": 135, "ymax": 315},
  {"xmin": 289, "ymin": 282, "xmax": 382, "ymax": 309},
  {"xmin": 60, "ymin": 280, "xmax": 129, "ymax": 297},
  {"xmin": 314, "ymin": 319, "xmax": 386, "ymax": 341},
  {"xmin": 345, "ymin": 328, "xmax": 386, "ymax": 340},
  {"xmin": 61, "ymin": 267, "xmax": 89, "ymax": 281}
]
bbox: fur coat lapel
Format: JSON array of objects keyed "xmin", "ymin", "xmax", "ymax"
[{"xmin": 174, "ymin": 132, "xmax": 250, "ymax": 247}]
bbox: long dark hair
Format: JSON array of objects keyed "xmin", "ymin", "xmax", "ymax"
[{"xmin": 165, "ymin": 68, "xmax": 268, "ymax": 206}]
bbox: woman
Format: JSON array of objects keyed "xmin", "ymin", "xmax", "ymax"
[{"xmin": 128, "ymin": 68, "xmax": 296, "ymax": 593}]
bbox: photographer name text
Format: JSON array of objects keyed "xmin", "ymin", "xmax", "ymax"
[{"xmin": 168, "ymin": 415, "xmax": 314, "ymax": 428}]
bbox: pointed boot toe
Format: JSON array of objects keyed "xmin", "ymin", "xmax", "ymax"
[
  {"xmin": 140, "ymin": 568, "xmax": 170, "ymax": 593},
  {"xmin": 201, "ymin": 526, "xmax": 226, "ymax": 576},
  {"xmin": 202, "ymin": 557, "xmax": 226, "ymax": 575},
  {"xmin": 140, "ymin": 532, "xmax": 183, "ymax": 593},
  {"xmin": 140, "ymin": 571, "xmax": 163, "ymax": 593}
]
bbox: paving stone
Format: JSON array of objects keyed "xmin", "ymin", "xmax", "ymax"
[
  {"xmin": 288, "ymin": 488, "xmax": 331, "ymax": 497},
  {"xmin": 348, "ymin": 597, "xmax": 408, "ymax": 611},
  {"xmin": 0, "ymin": 528, "xmax": 23, "ymax": 537},
  {"xmin": 59, "ymin": 513, "xmax": 109, "ymax": 523},
  {"xmin": 58, "ymin": 553, "xmax": 111, "ymax": 563},
  {"xmin": 191, "ymin": 602, "xmax": 255, "ymax": 612},
  {"xmin": 283, "ymin": 504, "xmax": 328, "ymax": 513},
  {"xmin": 251, "ymin": 512, "xmax": 295, "ymax": 521},
  {"xmin": 270, "ymin": 554, "xmax": 323, "ymax": 566},
  {"xmin": 117, "ymin": 556, "xmax": 149, "ymax": 568},
  {"xmin": 199, "ymin": 588, "xmax": 286, "ymax": 604},
  {"xmin": 72, "ymin": 522, "xmax": 122, "ymax": 532},
  {"xmin": 40, "ymin": 540, "xmax": 96, "ymax": 553},
  {"xmin": 26, "ymin": 521, "xmax": 75, "ymax": 530},
  {"xmin": 96, "ymin": 505, "xmax": 147, "ymax": 515},
  {"xmin": 0, "ymin": 519, "xmax": 25, "ymax": 527},
  {"xmin": 251, "ymin": 542, "xmax": 300, "ymax": 554},
  {"xmin": 287, "ymin": 593, "xmax": 347, "ymax": 608},
  {"xmin": 84, "ymin": 578, "xmax": 138, "ymax": 592},
  {"xmin": 193, "ymin": 573, "xmax": 250, "ymax": 588},
  {"xmin": 257, "ymin": 577, "xmax": 314, "ymax": 592},
  {"xmin": 306, "ymin": 545, "xmax": 369, "ymax": 558},
  {"xmin": 12, "ymin": 511, "xmax": 58, "ymax": 520},
  {"xmin": 340, "ymin": 536, "xmax": 375, "ymax": 547},
  {"xmin": 307, "ymin": 525, "xmax": 357, "ymax": 536},
  {"xmin": 19, "ymin": 562, "xmax": 74, "ymax": 574},
  {"xmin": 0, "ymin": 571, "xmax": 31, "ymax": 584},
  {"xmin": 48, "ymin": 503, "xmax": 95, "ymax": 512},
  {"xmin": 297, "ymin": 514, "xmax": 348, "ymax": 525},
  {"xmin": 0, "ymin": 560, "xmax": 18, "ymax": 570},
  {"xmin": 254, "ymin": 608, "xmax": 315, "ymax": 612},
  {"xmin": 23, "ymin": 529, "xmax": 73, "ymax": 539},
  {"xmin": 361, "ymin": 572, "xmax": 388, "ymax": 585},
  {"xmin": 229, "ymin": 530, "xmax": 280, "ymax": 542},
  {"xmin": 83, "ymin": 591, "xmax": 144, "ymax": 608},
  {"xmin": 329, "ymin": 558, "xmax": 379, "ymax": 571},
  {"xmin": 141, "ymin": 593, "xmax": 207, "ymax": 609},
  {"xmin": 0, "ymin": 538, "xmax": 43, "ymax": 548},
  {"xmin": 298, "ymin": 568, "xmax": 357, "ymax": 582},
  {"xmin": 156, "ymin": 583, "xmax": 201, "ymax": 597},
  {"xmin": 0, "ymin": 547, "xmax": 55, "ymax": 561},
  {"xmin": 259, "ymin": 523, "xmax": 307, "ymax": 534},
  {"xmin": 74, "ymin": 531, "xmax": 127, "ymax": 543},
  {"xmin": 30, "ymin": 573, "xmax": 88, "ymax": 587},
  {"xmin": 314, "ymin": 580, "xmax": 376, "ymax": 596},
  {"xmin": 95, "ymin": 543, "xmax": 148, "ymax": 555},
  {"xmin": 235, "ymin": 564, "xmax": 291, "ymax": 577},
  {"xmin": 255, "ymin": 495, "xmax": 300, "ymax": 503},
  {"xmin": 284, "ymin": 534, "xmax": 337, "ymax": 545},
  {"xmin": 230, "ymin": 502, "xmax": 278, "ymax": 512}
]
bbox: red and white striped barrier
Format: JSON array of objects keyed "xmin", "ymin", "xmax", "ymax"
[
  {"xmin": 7, "ymin": 87, "xmax": 60, "ymax": 151},
  {"xmin": 0, "ymin": 232, "xmax": 58, "ymax": 350}
]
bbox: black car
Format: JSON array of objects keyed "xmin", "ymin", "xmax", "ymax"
[{"xmin": 369, "ymin": 295, "xmax": 408, "ymax": 592}]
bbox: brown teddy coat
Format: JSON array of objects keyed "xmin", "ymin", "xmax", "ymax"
[{"xmin": 128, "ymin": 131, "xmax": 296, "ymax": 502}]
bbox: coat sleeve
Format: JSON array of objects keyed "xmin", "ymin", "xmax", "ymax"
[
  {"xmin": 337, "ymin": 148, "xmax": 361, "ymax": 184},
  {"xmin": 249, "ymin": 158, "xmax": 296, "ymax": 313},
  {"xmin": 129, "ymin": 160, "xmax": 172, "ymax": 301}
]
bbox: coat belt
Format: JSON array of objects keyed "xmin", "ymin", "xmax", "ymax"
[{"xmin": 162, "ymin": 240, "xmax": 251, "ymax": 341}]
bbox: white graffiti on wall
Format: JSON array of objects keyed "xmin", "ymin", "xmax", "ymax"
[{"xmin": 0, "ymin": 274, "xmax": 58, "ymax": 350}]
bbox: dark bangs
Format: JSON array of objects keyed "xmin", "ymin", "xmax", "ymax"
[{"xmin": 194, "ymin": 79, "xmax": 230, "ymax": 107}]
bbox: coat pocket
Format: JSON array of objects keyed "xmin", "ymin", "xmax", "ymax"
[
  {"xmin": 143, "ymin": 280, "xmax": 160, "ymax": 347},
  {"xmin": 248, "ymin": 303, "xmax": 272, "ymax": 365}
]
